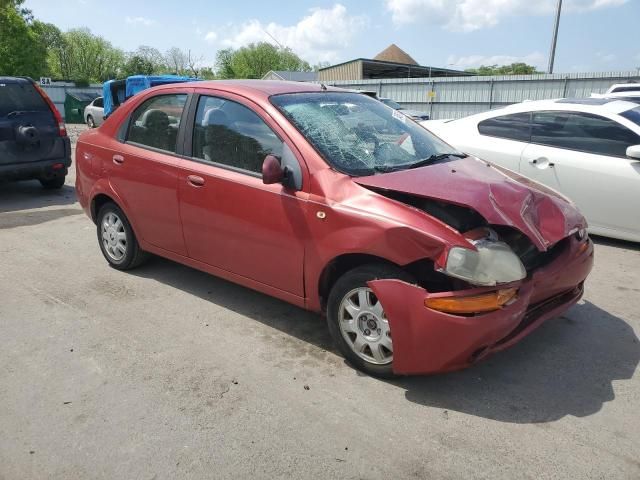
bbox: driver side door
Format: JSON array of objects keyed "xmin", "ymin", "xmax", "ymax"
[{"xmin": 178, "ymin": 93, "xmax": 308, "ymax": 297}]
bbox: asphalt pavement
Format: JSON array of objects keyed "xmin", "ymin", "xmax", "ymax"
[{"xmin": 1, "ymin": 128, "xmax": 639, "ymax": 479}]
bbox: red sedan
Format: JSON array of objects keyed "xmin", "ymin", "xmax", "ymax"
[{"xmin": 75, "ymin": 80, "xmax": 593, "ymax": 377}]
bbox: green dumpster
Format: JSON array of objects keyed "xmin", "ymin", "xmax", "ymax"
[{"xmin": 64, "ymin": 92, "xmax": 99, "ymax": 124}]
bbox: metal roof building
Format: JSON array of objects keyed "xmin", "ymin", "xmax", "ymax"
[
  {"xmin": 318, "ymin": 44, "xmax": 470, "ymax": 82},
  {"xmin": 261, "ymin": 70, "xmax": 318, "ymax": 82}
]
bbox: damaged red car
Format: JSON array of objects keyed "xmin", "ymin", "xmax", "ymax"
[{"xmin": 75, "ymin": 81, "xmax": 594, "ymax": 377}]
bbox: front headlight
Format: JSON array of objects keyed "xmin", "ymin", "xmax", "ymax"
[{"xmin": 444, "ymin": 239, "xmax": 526, "ymax": 287}]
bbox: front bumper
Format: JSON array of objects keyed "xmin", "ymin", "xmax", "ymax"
[{"xmin": 368, "ymin": 236, "xmax": 594, "ymax": 375}]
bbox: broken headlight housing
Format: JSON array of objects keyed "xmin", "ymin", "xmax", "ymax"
[{"xmin": 443, "ymin": 230, "xmax": 527, "ymax": 287}]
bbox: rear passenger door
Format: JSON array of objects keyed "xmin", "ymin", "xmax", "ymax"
[
  {"xmin": 520, "ymin": 111, "xmax": 640, "ymax": 235},
  {"xmin": 106, "ymin": 91, "xmax": 189, "ymax": 255},
  {"xmin": 178, "ymin": 92, "xmax": 307, "ymax": 297}
]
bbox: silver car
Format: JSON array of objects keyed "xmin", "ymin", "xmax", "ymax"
[{"xmin": 84, "ymin": 97, "xmax": 104, "ymax": 128}]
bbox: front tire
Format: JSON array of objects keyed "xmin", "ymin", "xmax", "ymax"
[
  {"xmin": 327, "ymin": 264, "xmax": 415, "ymax": 378},
  {"xmin": 96, "ymin": 202, "xmax": 147, "ymax": 270}
]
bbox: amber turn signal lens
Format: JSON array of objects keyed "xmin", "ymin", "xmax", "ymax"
[{"xmin": 424, "ymin": 288, "xmax": 518, "ymax": 314}]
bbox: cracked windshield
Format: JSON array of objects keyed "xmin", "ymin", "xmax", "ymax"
[{"xmin": 272, "ymin": 92, "xmax": 462, "ymax": 176}]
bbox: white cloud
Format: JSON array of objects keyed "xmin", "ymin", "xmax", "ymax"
[
  {"xmin": 447, "ymin": 52, "xmax": 546, "ymax": 69},
  {"xmin": 204, "ymin": 31, "xmax": 217, "ymax": 43},
  {"xmin": 125, "ymin": 16, "xmax": 157, "ymax": 27},
  {"xmin": 385, "ymin": 0, "xmax": 627, "ymax": 32},
  {"xmin": 209, "ymin": 4, "xmax": 366, "ymax": 64}
]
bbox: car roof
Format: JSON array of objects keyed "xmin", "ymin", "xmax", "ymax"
[
  {"xmin": 492, "ymin": 97, "xmax": 640, "ymax": 116},
  {"xmin": 151, "ymin": 79, "xmax": 344, "ymax": 100},
  {"xmin": 0, "ymin": 76, "xmax": 32, "ymax": 84}
]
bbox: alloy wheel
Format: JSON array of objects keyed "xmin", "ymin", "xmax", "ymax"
[
  {"xmin": 101, "ymin": 212, "xmax": 127, "ymax": 262},
  {"xmin": 338, "ymin": 287, "xmax": 393, "ymax": 365}
]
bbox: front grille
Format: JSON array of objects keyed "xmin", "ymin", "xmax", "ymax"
[{"xmin": 495, "ymin": 283, "xmax": 583, "ymax": 346}]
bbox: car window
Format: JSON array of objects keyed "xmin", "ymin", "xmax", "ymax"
[
  {"xmin": 477, "ymin": 112, "xmax": 531, "ymax": 142},
  {"xmin": 0, "ymin": 82, "xmax": 49, "ymax": 117},
  {"xmin": 611, "ymin": 86, "xmax": 640, "ymax": 93},
  {"xmin": 620, "ymin": 107, "xmax": 640, "ymax": 129},
  {"xmin": 94, "ymin": 97, "xmax": 104, "ymax": 108},
  {"xmin": 192, "ymin": 95, "xmax": 283, "ymax": 174},
  {"xmin": 126, "ymin": 94, "xmax": 187, "ymax": 153},
  {"xmin": 531, "ymin": 111, "xmax": 640, "ymax": 157}
]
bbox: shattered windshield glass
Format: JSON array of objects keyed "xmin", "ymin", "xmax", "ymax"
[{"xmin": 271, "ymin": 92, "xmax": 462, "ymax": 176}]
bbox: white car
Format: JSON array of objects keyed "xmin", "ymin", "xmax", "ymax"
[
  {"xmin": 606, "ymin": 83, "xmax": 640, "ymax": 95},
  {"xmin": 84, "ymin": 96, "xmax": 104, "ymax": 128},
  {"xmin": 423, "ymin": 98, "xmax": 640, "ymax": 242}
]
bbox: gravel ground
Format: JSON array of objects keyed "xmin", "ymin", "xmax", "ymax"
[{"xmin": 1, "ymin": 130, "xmax": 639, "ymax": 479}]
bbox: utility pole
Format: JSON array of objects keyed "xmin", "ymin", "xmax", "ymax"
[{"xmin": 548, "ymin": 0, "xmax": 562, "ymax": 74}]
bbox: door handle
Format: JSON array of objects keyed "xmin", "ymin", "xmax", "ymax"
[
  {"xmin": 112, "ymin": 154, "xmax": 124, "ymax": 165},
  {"xmin": 187, "ymin": 175, "xmax": 205, "ymax": 187},
  {"xmin": 529, "ymin": 157, "xmax": 554, "ymax": 169}
]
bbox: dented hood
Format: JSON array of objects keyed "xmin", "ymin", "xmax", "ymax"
[{"xmin": 354, "ymin": 157, "xmax": 585, "ymax": 251}]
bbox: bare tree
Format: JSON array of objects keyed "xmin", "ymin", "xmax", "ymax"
[{"xmin": 164, "ymin": 47, "xmax": 188, "ymax": 75}]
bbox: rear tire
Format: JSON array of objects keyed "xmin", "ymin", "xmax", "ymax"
[
  {"xmin": 86, "ymin": 115, "xmax": 95, "ymax": 128},
  {"xmin": 96, "ymin": 202, "xmax": 148, "ymax": 270},
  {"xmin": 327, "ymin": 263, "xmax": 415, "ymax": 378},
  {"xmin": 39, "ymin": 175, "xmax": 65, "ymax": 189}
]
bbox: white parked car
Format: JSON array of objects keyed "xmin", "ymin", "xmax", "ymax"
[
  {"xmin": 606, "ymin": 83, "xmax": 640, "ymax": 95},
  {"xmin": 423, "ymin": 98, "xmax": 640, "ymax": 242},
  {"xmin": 84, "ymin": 96, "xmax": 104, "ymax": 128}
]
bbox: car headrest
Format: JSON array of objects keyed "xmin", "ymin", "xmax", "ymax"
[{"xmin": 141, "ymin": 109, "xmax": 170, "ymax": 128}]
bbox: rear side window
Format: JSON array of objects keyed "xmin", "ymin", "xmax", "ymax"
[
  {"xmin": 531, "ymin": 111, "xmax": 640, "ymax": 157},
  {"xmin": 192, "ymin": 95, "xmax": 283, "ymax": 173},
  {"xmin": 127, "ymin": 94, "xmax": 187, "ymax": 153},
  {"xmin": 611, "ymin": 86, "xmax": 640, "ymax": 93},
  {"xmin": 478, "ymin": 112, "xmax": 531, "ymax": 142},
  {"xmin": 620, "ymin": 107, "xmax": 640, "ymax": 128},
  {"xmin": 0, "ymin": 82, "xmax": 49, "ymax": 117},
  {"xmin": 94, "ymin": 97, "xmax": 104, "ymax": 108}
]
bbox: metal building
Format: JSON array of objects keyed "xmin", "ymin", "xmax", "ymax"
[
  {"xmin": 318, "ymin": 44, "xmax": 469, "ymax": 82},
  {"xmin": 322, "ymin": 71, "xmax": 640, "ymax": 119}
]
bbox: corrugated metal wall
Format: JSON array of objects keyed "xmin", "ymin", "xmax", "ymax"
[
  {"xmin": 318, "ymin": 60, "xmax": 363, "ymax": 81},
  {"xmin": 41, "ymin": 84, "xmax": 102, "ymax": 121},
  {"xmin": 323, "ymin": 71, "xmax": 640, "ymax": 119}
]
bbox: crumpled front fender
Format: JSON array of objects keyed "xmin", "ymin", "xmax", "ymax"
[{"xmin": 368, "ymin": 279, "xmax": 533, "ymax": 375}]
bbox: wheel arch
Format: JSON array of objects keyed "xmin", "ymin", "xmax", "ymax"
[{"xmin": 317, "ymin": 253, "xmax": 402, "ymax": 312}]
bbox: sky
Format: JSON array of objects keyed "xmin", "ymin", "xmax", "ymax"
[{"xmin": 24, "ymin": 0, "xmax": 640, "ymax": 73}]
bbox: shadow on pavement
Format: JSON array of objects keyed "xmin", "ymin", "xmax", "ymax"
[
  {"xmin": 0, "ymin": 180, "xmax": 77, "ymax": 214},
  {"xmin": 392, "ymin": 301, "xmax": 639, "ymax": 423},
  {"xmin": 131, "ymin": 257, "xmax": 639, "ymax": 424},
  {"xmin": 131, "ymin": 256, "xmax": 335, "ymax": 352},
  {"xmin": 591, "ymin": 234, "xmax": 640, "ymax": 251}
]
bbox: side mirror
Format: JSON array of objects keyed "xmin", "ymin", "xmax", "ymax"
[
  {"xmin": 262, "ymin": 154, "xmax": 284, "ymax": 184},
  {"xmin": 626, "ymin": 145, "xmax": 640, "ymax": 160}
]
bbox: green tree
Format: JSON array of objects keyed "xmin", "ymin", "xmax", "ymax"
[
  {"xmin": 48, "ymin": 28, "xmax": 125, "ymax": 82},
  {"xmin": 198, "ymin": 67, "xmax": 216, "ymax": 80},
  {"xmin": 215, "ymin": 42, "xmax": 311, "ymax": 79},
  {"xmin": 0, "ymin": 0, "xmax": 49, "ymax": 78},
  {"xmin": 215, "ymin": 48, "xmax": 235, "ymax": 79},
  {"xmin": 465, "ymin": 63, "xmax": 540, "ymax": 76},
  {"xmin": 123, "ymin": 55, "xmax": 155, "ymax": 76}
]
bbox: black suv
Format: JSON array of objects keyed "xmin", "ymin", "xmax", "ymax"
[{"xmin": 0, "ymin": 77, "xmax": 71, "ymax": 189}]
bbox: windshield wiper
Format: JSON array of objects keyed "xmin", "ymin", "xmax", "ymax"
[
  {"xmin": 408, "ymin": 153, "xmax": 466, "ymax": 169},
  {"xmin": 373, "ymin": 164, "xmax": 406, "ymax": 173}
]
